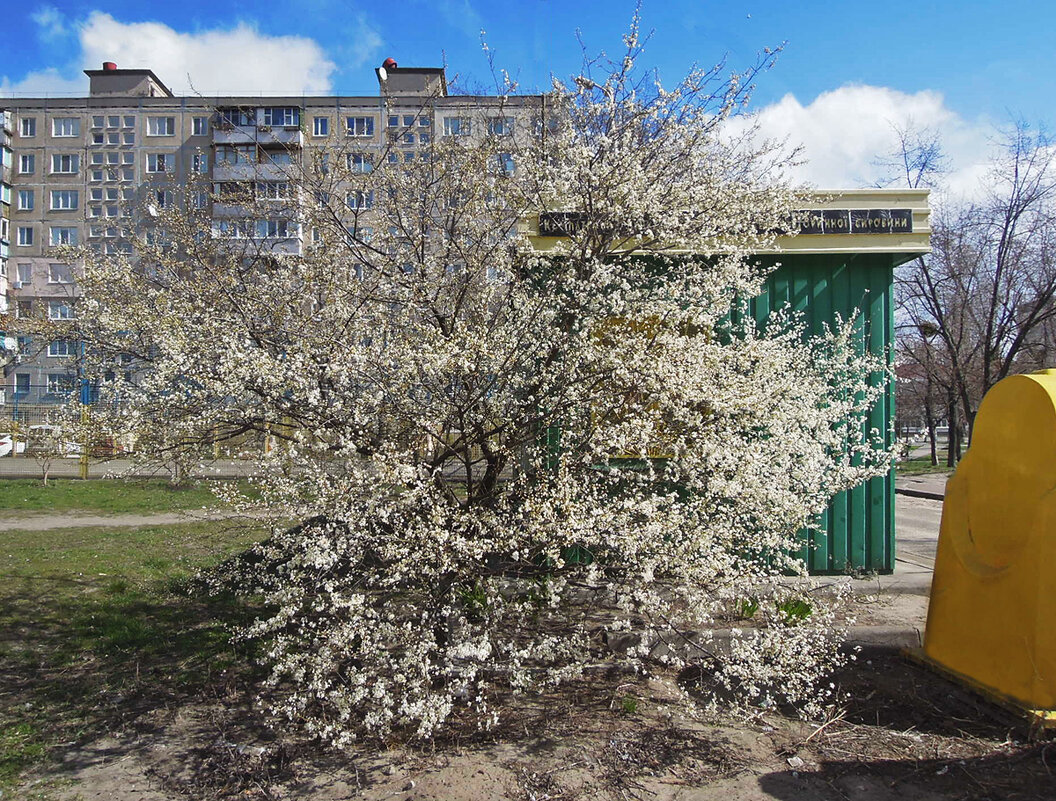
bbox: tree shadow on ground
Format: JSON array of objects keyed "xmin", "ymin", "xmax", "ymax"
[
  {"xmin": 755, "ymin": 647, "xmax": 1056, "ymax": 800},
  {"xmin": 0, "ymin": 574, "xmax": 266, "ymax": 775}
]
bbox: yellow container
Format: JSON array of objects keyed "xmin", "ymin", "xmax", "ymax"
[{"xmin": 924, "ymin": 369, "xmax": 1056, "ymax": 714}]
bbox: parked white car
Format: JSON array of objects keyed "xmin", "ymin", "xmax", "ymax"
[{"xmin": 0, "ymin": 434, "xmax": 27, "ymax": 457}]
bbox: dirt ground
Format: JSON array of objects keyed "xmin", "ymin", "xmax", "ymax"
[{"xmin": 21, "ymin": 648, "xmax": 1053, "ymax": 801}]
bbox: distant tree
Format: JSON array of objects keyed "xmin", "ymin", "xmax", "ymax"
[{"xmin": 897, "ymin": 122, "xmax": 1056, "ymax": 464}]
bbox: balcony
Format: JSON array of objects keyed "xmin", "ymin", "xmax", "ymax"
[
  {"xmin": 212, "ymin": 161, "xmax": 295, "ymax": 183},
  {"xmin": 213, "ymin": 125, "xmax": 303, "ymax": 148}
]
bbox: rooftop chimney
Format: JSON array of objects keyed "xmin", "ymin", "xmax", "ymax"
[{"xmin": 103, "ymin": 61, "xmax": 117, "ymax": 71}]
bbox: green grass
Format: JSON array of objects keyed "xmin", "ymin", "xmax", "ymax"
[
  {"xmin": 896, "ymin": 458, "xmax": 955, "ymax": 476},
  {"xmin": 0, "ymin": 478, "xmax": 253, "ymax": 514},
  {"xmin": 0, "ymin": 520, "xmax": 268, "ymax": 797}
]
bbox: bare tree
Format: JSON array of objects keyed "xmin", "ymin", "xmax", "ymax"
[
  {"xmin": 883, "ymin": 123, "xmax": 952, "ymax": 464},
  {"xmin": 898, "ymin": 122, "xmax": 1056, "ymax": 464}
]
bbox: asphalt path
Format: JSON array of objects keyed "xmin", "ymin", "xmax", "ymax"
[{"xmin": 895, "ymin": 494, "xmax": 942, "ymax": 568}]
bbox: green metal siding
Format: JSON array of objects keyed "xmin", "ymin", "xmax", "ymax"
[{"xmin": 752, "ymin": 254, "xmax": 896, "ymax": 574}]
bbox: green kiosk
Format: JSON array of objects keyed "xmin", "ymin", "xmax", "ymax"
[{"xmin": 530, "ymin": 189, "xmax": 932, "ymax": 575}]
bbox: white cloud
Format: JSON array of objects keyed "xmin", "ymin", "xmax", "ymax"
[
  {"xmin": 31, "ymin": 5, "xmax": 68, "ymax": 42},
  {"xmin": 430, "ymin": 0, "xmax": 484, "ymax": 39},
  {"xmin": 2, "ymin": 11, "xmax": 371, "ymax": 96},
  {"xmin": 0, "ymin": 68, "xmax": 84, "ymax": 97},
  {"xmin": 731, "ymin": 84, "xmax": 995, "ymax": 202},
  {"xmin": 79, "ymin": 13, "xmax": 337, "ymax": 94}
]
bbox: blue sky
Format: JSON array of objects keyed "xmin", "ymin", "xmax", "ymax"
[{"xmin": 3, "ymin": 1, "xmax": 1053, "ymax": 190}]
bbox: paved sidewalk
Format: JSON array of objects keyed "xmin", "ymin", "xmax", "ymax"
[
  {"xmin": 0, "ymin": 457, "xmax": 259, "ymax": 480},
  {"xmin": 0, "ymin": 508, "xmax": 252, "ymax": 531},
  {"xmin": 895, "ymin": 470, "xmax": 950, "ymax": 500}
]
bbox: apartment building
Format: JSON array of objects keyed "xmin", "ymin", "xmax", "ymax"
[{"xmin": 0, "ymin": 60, "xmax": 542, "ymax": 407}]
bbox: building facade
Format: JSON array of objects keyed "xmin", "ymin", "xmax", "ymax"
[{"xmin": 0, "ymin": 61, "xmax": 539, "ymax": 407}]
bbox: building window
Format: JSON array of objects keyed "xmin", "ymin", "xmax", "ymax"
[
  {"xmin": 16, "ymin": 300, "xmax": 33, "ymax": 319},
  {"xmin": 256, "ymin": 181, "xmax": 289, "ymax": 200},
  {"xmin": 192, "ymin": 191, "xmax": 209, "ymax": 209},
  {"xmin": 14, "ymin": 374, "xmax": 30, "ymax": 396},
  {"xmin": 91, "ymin": 132, "xmax": 104, "ymax": 145},
  {"xmin": 108, "ymin": 132, "xmax": 121, "ymax": 145},
  {"xmin": 52, "ymin": 117, "xmax": 80, "ymax": 137},
  {"xmin": 256, "ymin": 220, "xmax": 294, "ymax": 238},
  {"xmin": 213, "ymin": 220, "xmax": 251, "ymax": 239},
  {"xmin": 50, "ymin": 190, "xmax": 79, "ymax": 210},
  {"xmin": 191, "ymin": 152, "xmax": 209, "ymax": 173},
  {"xmin": 192, "ymin": 116, "xmax": 209, "ymax": 136},
  {"xmin": 261, "ymin": 107, "xmax": 300, "ymax": 127},
  {"xmin": 346, "ymin": 154, "xmax": 373, "ymax": 173},
  {"xmin": 49, "ymin": 264, "xmax": 73, "ymax": 284},
  {"xmin": 147, "ymin": 116, "xmax": 175, "ymax": 136},
  {"xmin": 92, "ymin": 116, "xmax": 104, "ymax": 128},
  {"xmin": 402, "ymin": 132, "xmax": 415, "ymax": 144},
  {"xmin": 17, "ymin": 190, "xmax": 34, "ymax": 211},
  {"xmin": 443, "ymin": 117, "xmax": 471, "ymax": 136},
  {"xmin": 216, "ymin": 145, "xmax": 253, "ymax": 165},
  {"xmin": 146, "ymin": 153, "xmax": 171, "ymax": 173},
  {"xmin": 419, "ymin": 116, "xmax": 431, "ymax": 127},
  {"xmin": 388, "ymin": 115, "xmax": 399, "ymax": 128},
  {"xmin": 17, "ymin": 227, "xmax": 33, "ymax": 246},
  {"xmin": 122, "ymin": 132, "xmax": 135, "ymax": 145},
  {"xmin": 487, "ymin": 116, "xmax": 514, "ymax": 136},
  {"xmin": 19, "ymin": 154, "xmax": 35, "ymax": 174},
  {"xmin": 107, "ymin": 115, "xmax": 120, "ymax": 128},
  {"xmin": 47, "ymin": 374, "xmax": 76, "ymax": 395},
  {"xmin": 419, "ymin": 132, "xmax": 431, "ymax": 145},
  {"xmin": 48, "ymin": 339, "xmax": 77, "ymax": 356},
  {"xmin": 48, "ymin": 302, "xmax": 74, "ymax": 321},
  {"xmin": 496, "ymin": 153, "xmax": 515, "ymax": 175},
  {"xmin": 123, "ymin": 115, "xmax": 135, "ymax": 128},
  {"xmin": 51, "ymin": 154, "xmax": 79, "ymax": 174},
  {"xmin": 154, "ymin": 190, "xmax": 174, "ymax": 209},
  {"xmin": 50, "ymin": 228, "xmax": 78, "ymax": 246},
  {"xmin": 217, "ymin": 108, "xmax": 255, "ymax": 127},
  {"xmin": 313, "ymin": 117, "xmax": 329, "ymax": 136},
  {"xmin": 346, "ymin": 116, "xmax": 375, "ymax": 137},
  {"xmin": 19, "ymin": 117, "xmax": 36, "ymax": 137},
  {"xmin": 262, "ymin": 149, "xmax": 292, "ymax": 166},
  {"xmin": 16, "ymin": 263, "xmax": 32, "ymax": 283},
  {"xmin": 346, "ymin": 190, "xmax": 374, "ymax": 210}
]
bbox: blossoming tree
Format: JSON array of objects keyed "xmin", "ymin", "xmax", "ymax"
[{"xmin": 77, "ymin": 29, "xmax": 890, "ymax": 743}]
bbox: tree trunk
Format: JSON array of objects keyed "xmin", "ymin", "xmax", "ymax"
[
  {"xmin": 924, "ymin": 397, "xmax": 938, "ymax": 466},
  {"xmin": 946, "ymin": 396, "xmax": 959, "ymax": 469}
]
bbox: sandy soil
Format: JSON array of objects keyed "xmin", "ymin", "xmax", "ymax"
[{"xmin": 22, "ymin": 651, "xmax": 1053, "ymax": 801}]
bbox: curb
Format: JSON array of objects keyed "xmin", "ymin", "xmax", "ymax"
[
  {"xmin": 847, "ymin": 625, "xmax": 923, "ymax": 650},
  {"xmin": 895, "ymin": 487, "xmax": 945, "ymax": 502}
]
